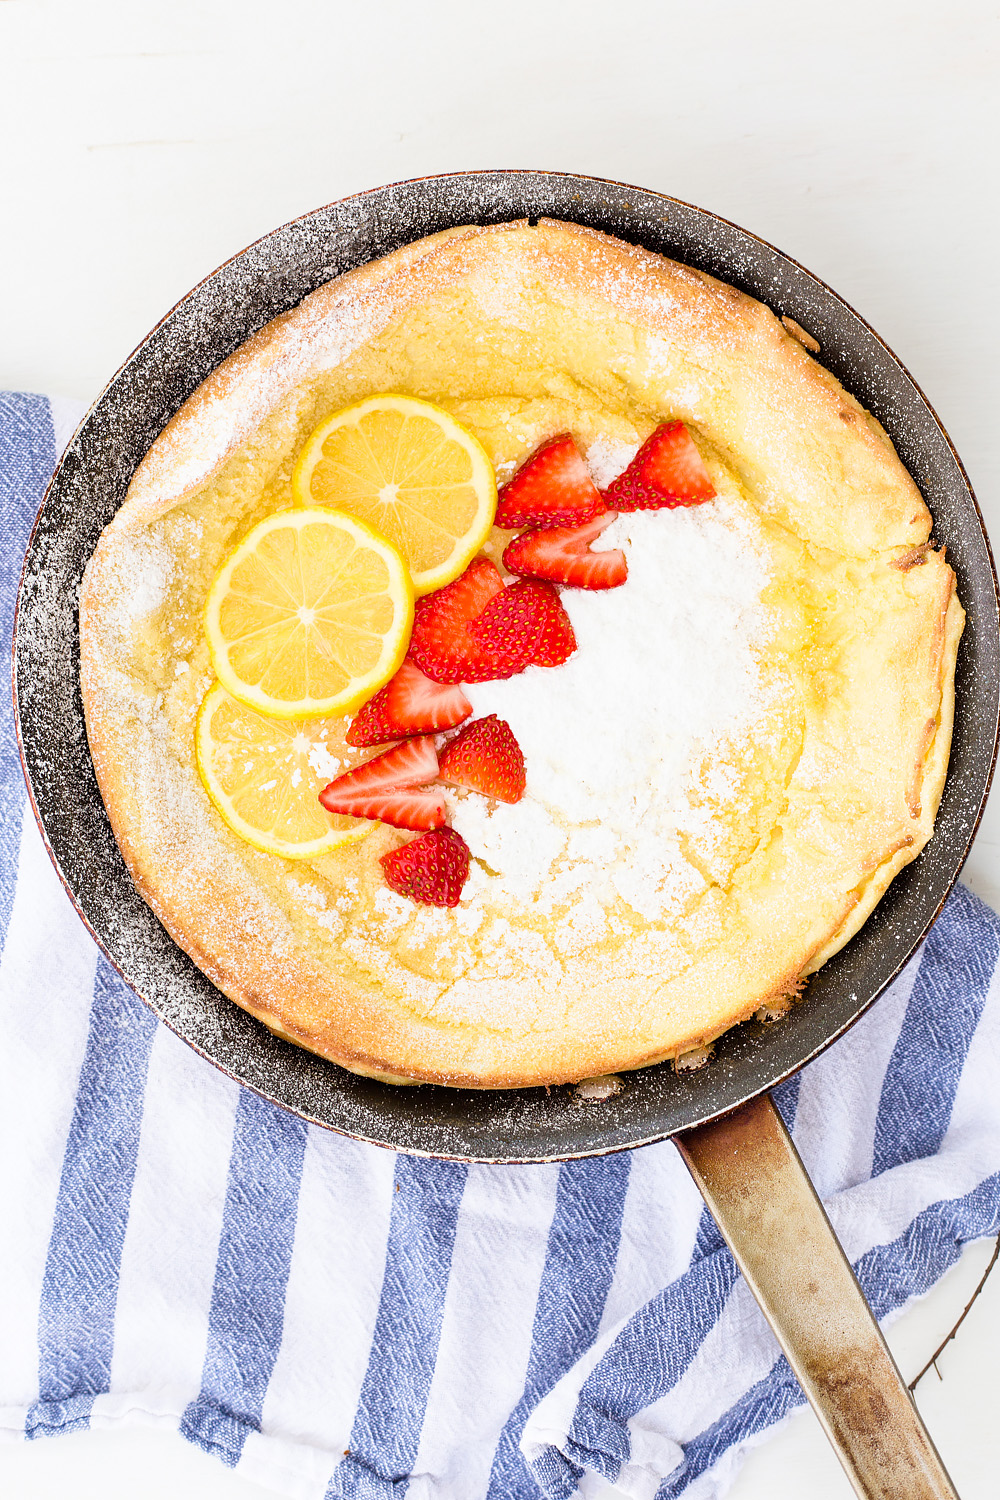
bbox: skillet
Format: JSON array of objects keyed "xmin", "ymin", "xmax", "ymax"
[{"xmin": 13, "ymin": 171, "xmax": 999, "ymax": 1497}]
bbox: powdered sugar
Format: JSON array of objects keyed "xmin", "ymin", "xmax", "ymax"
[
  {"xmin": 585, "ymin": 437, "xmax": 640, "ymax": 490},
  {"xmin": 448, "ymin": 453, "xmax": 775, "ymax": 926},
  {"xmin": 444, "ymin": 792, "xmax": 568, "ymax": 904},
  {"xmin": 306, "ymin": 742, "xmax": 343, "ymax": 780},
  {"xmin": 110, "ymin": 534, "xmax": 172, "ymax": 624}
]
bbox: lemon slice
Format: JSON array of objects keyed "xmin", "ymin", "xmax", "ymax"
[
  {"xmin": 204, "ymin": 507, "xmax": 413, "ymax": 719},
  {"xmin": 196, "ymin": 682, "xmax": 370, "ymax": 859},
  {"xmin": 291, "ymin": 394, "xmax": 497, "ymax": 596}
]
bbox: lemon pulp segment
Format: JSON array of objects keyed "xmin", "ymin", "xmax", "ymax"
[
  {"xmin": 204, "ymin": 507, "xmax": 413, "ymax": 718},
  {"xmin": 195, "ymin": 682, "xmax": 370, "ymax": 859},
  {"xmin": 291, "ymin": 394, "xmax": 497, "ymax": 595}
]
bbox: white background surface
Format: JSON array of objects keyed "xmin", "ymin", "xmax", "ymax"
[{"xmin": 2, "ymin": 1, "xmax": 999, "ymax": 1496}]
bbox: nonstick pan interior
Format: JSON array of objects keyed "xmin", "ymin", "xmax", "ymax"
[{"xmin": 14, "ymin": 171, "xmax": 1000, "ymax": 1161}]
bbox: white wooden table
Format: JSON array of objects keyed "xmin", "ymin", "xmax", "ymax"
[{"xmin": 2, "ymin": 1, "xmax": 998, "ymax": 1495}]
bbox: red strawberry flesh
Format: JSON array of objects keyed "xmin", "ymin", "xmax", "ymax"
[
  {"xmin": 469, "ymin": 578, "xmax": 576, "ymax": 673},
  {"xmin": 502, "ymin": 512, "xmax": 627, "ymax": 590},
  {"xmin": 438, "ymin": 715, "xmax": 526, "ymax": 803},
  {"xmin": 319, "ymin": 735, "xmax": 438, "ymax": 799},
  {"xmin": 407, "ymin": 557, "xmax": 505, "ymax": 684},
  {"xmin": 319, "ymin": 735, "xmax": 442, "ymax": 828},
  {"xmin": 495, "ymin": 434, "xmax": 604, "ymax": 529},
  {"xmin": 381, "ymin": 827, "xmax": 471, "ymax": 907},
  {"xmin": 603, "ymin": 422, "xmax": 716, "ymax": 511},
  {"xmin": 347, "ymin": 662, "xmax": 472, "ymax": 747},
  {"xmin": 319, "ymin": 788, "xmax": 447, "ymax": 831}
]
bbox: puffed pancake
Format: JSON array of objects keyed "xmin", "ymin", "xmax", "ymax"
[{"xmin": 79, "ymin": 219, "xmax": 963, "ymax": 1088}]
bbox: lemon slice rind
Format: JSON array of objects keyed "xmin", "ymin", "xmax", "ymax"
[
  {"xmin": 195, "ymin": 682, "xmax": 371, "ymax": 860},
  {"xmin": 204, "ymin": 507, "xmax": 413, "ymax": 720},
  {"xmin": 291, "ymin": 394, "xmax": 497, "ymax": 596}
]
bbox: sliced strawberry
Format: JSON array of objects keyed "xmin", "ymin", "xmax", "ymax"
[
  {"xmin": 319, "ymin": 735, "xmax": 439, "ymax": 800},
  {"xmin": 603, "ymin": 422, "xmax": 716, "ymax": 511},
  {"xmin": 438, "ymin": 715, "xmax": 526, "ymax": 803},
  {"xmin": 319, "ymin": 736, "xmax": 443, "ymax": 828},
  {"xmin": 347, "ymin": 662, "xmax": 472, "ymax": 747},
  {"xmin": 319, "ymin": 787, "xmax": 446, "ymax": 831},
  {"xmin": 407, "ymin": 557, "xmax": 505, "ymax": 684},
  {"xmin": 381, "ymin": 827, "xmax": 471, "ymax": 908},
  {"xmin": 502, "ymin": 512, "xmax": 627, "ymax": 590},
  {"xmin": 495, "ymin": 434, "xmax": 604, "ymax": 529},
  {"xmin": 469, "ymin": 578, "xmax": 576, "ymax": 673}
]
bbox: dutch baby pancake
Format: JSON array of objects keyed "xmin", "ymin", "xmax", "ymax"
[{"xmin": 79, "ymin": 219, "xmax": 962, "ymax": 1087}]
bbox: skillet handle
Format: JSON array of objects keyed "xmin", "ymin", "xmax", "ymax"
[{"xmin": 675, "ymin": 1092, "xmax": 959, "ymax": 1499}]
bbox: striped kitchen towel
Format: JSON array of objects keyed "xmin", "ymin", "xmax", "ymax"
[{"xmin": 2, "ymin": 388, "xmax": 1000, "ymax": 1500}]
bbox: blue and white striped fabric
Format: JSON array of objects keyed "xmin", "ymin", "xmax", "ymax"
[{"xmin": 3, "ymin": 388, "xmax": 1000, "ymax": 1500}]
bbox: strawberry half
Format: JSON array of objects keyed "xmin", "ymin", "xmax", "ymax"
[
  {"xmin": 495, "ymin": 435, "xmax": 604, "ymax": 529},
  {"xmin": 407, "ymin": 557, "xmax": 505, "ymax": 684},
  {"xmin": 469, "ymin": 578, "xmax": 576, "ymax": 673},
  {"xmin": 603, "ymin": 422, "xmax": 716, "ymax": 511},
  {"xmin": 438, "ymin": 715, "xmax": 526, "ymax": 803},
  {"xmin": 321, "ymin": 735, "xmax": 439, "ymax": 795},
  {"xmin": 318, "ymin": 788, "xmax": 446, "ymax": 832},
  {"xmin": 502, "ymin": 512, "xmax": 627, "ymax": 590},
  {"xmin": 319, "ymin": 735, "xmax": 445, "ymax": 829},
  {"xmin": 381, "ymin": 827, "xmax": 471, "ymax": 908},
  {"xmin": 347, "ymin": 662, "xmax": 472, "ymax": 747}
]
